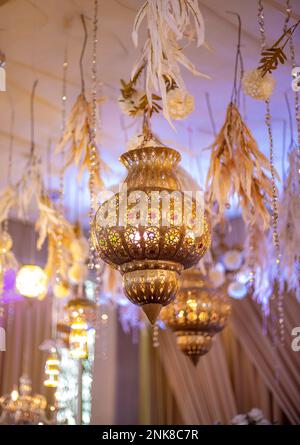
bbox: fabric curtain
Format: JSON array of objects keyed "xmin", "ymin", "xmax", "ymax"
[
  {"xmin": 139, "ymin": 328, "xmax": 183, "ymax": 425},
  {"xmin": 0, "ymin": 219, "xmax": 51, "ymax": 398},
  {"xmin": 0, "ymin": 297, "xmax": 52, "ymax": 397},
  {"xmin": 154, "ymin": 294, "xmax": 299, "ymax": 424},
  {"xmin": 91, "ymin": 304, "xmax": 117, "ymax": 425},
  {"xmin": 231, "ymin": 295, "xmax": 300, "ymax": 424},
  {"xmin": 157, "ymin": 330, "xmax": 237, "ymax": 424}
]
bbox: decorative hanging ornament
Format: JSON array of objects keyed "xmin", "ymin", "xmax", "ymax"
[
  {"xmin": 0, "ymin": 375, "xmax": 50, "ymax": 425},
  {"xmin": 43, "ymin": 349, "xmax": 60, "ymax": 388},
  {"xmin": 64, "ymin": 297, "xmax": 96, "ymax": 359},
  {"xmin": 242, "ymin": 69, "xmax": 275, "ymax": 101},
  {"xmin": 92, "ymin": 136, "xmax": 211, "ymax": 324},
  {"xmin": 206, "ymin": 14, "xmax": 278, "ymax": 229},
  {"xmin": 223, "ymin": 249, "xmax": 244, "ymax": 272},
  {"xmin": 160, "ymin": 268, "xmax": 231, "ymax": 365},
  {"xmin": 131, "ymin": 0, "xmax": 207, "ymax": 124},
  {"xmin": 16, "ymin": 265, "xmax": 48, "ymax": 299},
  {"xmin": 69, "ymin": 318, "xmax": 89, "ymax": 360}
]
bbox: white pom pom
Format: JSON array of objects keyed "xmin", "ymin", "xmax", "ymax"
[
  {"xmin": 242, "ymin": 69, "xmax": 275, "ymax": 101},
  {"xmin": 167, "ymin": 89, "xmax": 195, "ymax": 120}
]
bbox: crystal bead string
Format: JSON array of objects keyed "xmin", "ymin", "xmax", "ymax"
[
  {"xmin": 87, "ymin": 0, "xmax": 106, "ymax": 358},
  {"xmin": 56, "ymin": 50, "xmax": 68, "ymax": 286},
  {"xmin": 285, "ymin": 0, "xmax": 300, "ymax": 295},
  {"xmin": 88, "ymin": 0, "xmax": 98, "ymax": 274},
  {"xmin": 258, "ymin": 0, "xmax": 284, "ymax": 344}
]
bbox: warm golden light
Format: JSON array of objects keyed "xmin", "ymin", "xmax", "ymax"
[
  {"xmin": 44, "ymin": 351, "xmax": 60, "ymax": 388},
  {"xmin": 10, "ymin": 388, "xmax": 19, "ymax": 402},
  {"xmin": 16, "ymin": 265, "xmax": 48, "ymax": 299},
  {"xmin": 161, "ymin": 268, "xmax": 231, "ymax": 365},
  {"xmin": 69, "ymin": 318, "xmax": 89, "ymax": 360}
]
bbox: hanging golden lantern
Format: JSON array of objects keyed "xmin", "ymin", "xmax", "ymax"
[
  {"xmin": 64, "ymin": 297, "xmax": 96, "ymax": 360},
  {"xmin": 92, "ymin": 142, "xmax": 211, "ymax": 323},
  {"xmin": 69, "ymin": 317, "xmax": 89, "ymax": 360},
  {"xmin": 161, "ymin": 268, "xmax": 231, "ymax": 365},
  {"xmin": 16, "ymin": 265, "xmax": 48, "ymax": 299},
  {"xmin": 0, "ymin": 375, "xmax": 48, "ymax": 425},
  {"xmin": 43, "ymin": 349, "xmax": 60, "ymax": 388}
]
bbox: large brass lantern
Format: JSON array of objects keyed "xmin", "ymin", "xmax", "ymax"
[
  {"xmin": 92, "ymin": 143, "xmax": 211, "ymax": 323},
  {"xmin": 161, "ymin": 268, "xmax": 231, "ymax": 365}
]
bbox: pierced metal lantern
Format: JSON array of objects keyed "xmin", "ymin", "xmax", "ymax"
[
  {"xmin": 92, "ymin": 144, "xmax": 211, "ymax": 323},
  {"xmin": 160, "ymin": 268, "xmax": 231, "ymax": 365}
]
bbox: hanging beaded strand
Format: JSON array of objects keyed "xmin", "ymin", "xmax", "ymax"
[
  {"xmin": 56, "ymin": 51, "xmax": 68, "ymax": 286},
  {"xmin": 285, "ymin": 0, "xmax": 300, "ymax": 296},
  {"xmin": 88, "ymin": 0, "xmax": 99, "ymax": 274},
  {"xmin": 88, "ymin": 0, "xmax": 104, "ymax": 309},
  {"xmin": 257, "ymin": 0, "xmax": 284, "ymax": 344},
  {"xmin": 152, "ymin": 322, "xmax": 160, "ymax": 348}
]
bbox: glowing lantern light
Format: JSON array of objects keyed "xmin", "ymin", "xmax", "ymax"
[
  {"xmin": 44, "ymin": 349, "xmax": 60, "ymax": 388},
  {"xmin": 65, "ymin": 297, "xmax": 96, "ymax": 360},
  {"xmin": 69, "ymin": 318, "xmax": 89, "ymax": 360},
  {"xmin": 16, "ymin": 265, "xmax": 48, "ymax": 299},
  {"xmin": 161, "ymin": 268, "xmax": 231, "ymax": 365}
]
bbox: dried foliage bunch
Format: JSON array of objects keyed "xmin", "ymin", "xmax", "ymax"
[
  {"xmin": 244, "ymin": 222, "xmax": 273, "ymax": 315},
  {"xmin": 55, "ymin": 15, "xmax": 106, "ymax": 193},
  {"xmin": 55, "ymin": 93, "xmax": 106, "ymax": 191},
  {"xmin": 206, "ymin": 14, "xmax": 277, "ymax": 230},
  {"xmin": 0, "ymin": 154, "xmax": 75, "ymax": 287},
  {"xmin": 206, "ymin": 102, "xmax": 276, "ymax": 229},
  {"xmin": 130, "ymin": 0, "xmax": 208, "ymax": 123},
  {"xmin": 278, "ymin": 147, "xmax": 300, "ymax": 299},
  {"xmin": 118, "ymin": 64, "xmax": 162, "ymax": 117}
]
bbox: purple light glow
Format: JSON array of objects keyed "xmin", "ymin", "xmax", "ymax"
[{"xmin": 1, "ymin": 269, "xmax": 23, "ymax": 303}]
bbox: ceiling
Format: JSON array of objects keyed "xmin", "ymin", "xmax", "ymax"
[{"xmin": 0, "ymin": 0, "xmax": 299, "ymax": 226}]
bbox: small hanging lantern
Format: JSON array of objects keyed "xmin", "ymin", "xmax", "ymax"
[
  {"xmin": 69, "ymin": 317, "xmax": 89, "ymax": 360},
  {"xmin": 64, "ymin": 297, "xmax": 96, "ymax": 360},
  {"xmin": 161, "ymin": 268, "xmax": 231, "ymax": 365},
  {"xmin": 43, "ymin": 349, "xmax": 60, "ymax": 388},
  {"xmin": 16, "ymin": 265, "xmax": 48, "ymax": 299}
]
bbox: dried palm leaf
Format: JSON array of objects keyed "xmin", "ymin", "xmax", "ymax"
[
  {"xmin": 244, "ymin": 222, "xmax": 273, "ymax": 315},
  {"xmin": 0, "ymin": 186, "xmax": 16, "ymax": 224},
  {"xmin": 278, "ymin": 147, "xmax": 300, "ymax": 299},
  {"xmin": 55, "ymin": 94, "xmax": 107, "ymax": 191},
  {"xmin": 132, "ymin": 0, "xmax": 208, "ymax": 124},
  {"xmin": 206, "ymin": 103, "xmax": 278, "ymax": 230},
  {"xmin": 35, "ymin": 195, "xmax": 74, "ymax": 251},
  {"xmin": 258, "ymin": 20, "xmax": 300, "ymax": 77},
  {"xmin": 16, "ymin": 156, "xmax": 44, "ymax": 219}
]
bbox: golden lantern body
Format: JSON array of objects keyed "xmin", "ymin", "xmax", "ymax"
[
  {"xmin": 92, "ymin": 145, "xmax": 210, "ymax": 323},
  {"xmin": 69, "ymin": 318, "xmax": 89, "ymax": 360},
  {"xmin": 44, "ymin": 350, "xmax": 60, "ymax": 388},
  {"xmin": 64, "ymin": 298, "xmax": 96, "ymax": 360},
  {"xmin": 161, "ymin": 268, "xmax": 231, "ymax": 365},
  {"xmin": 16, "ymin": 265, "xmax": 48, "ymax": 299}
]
